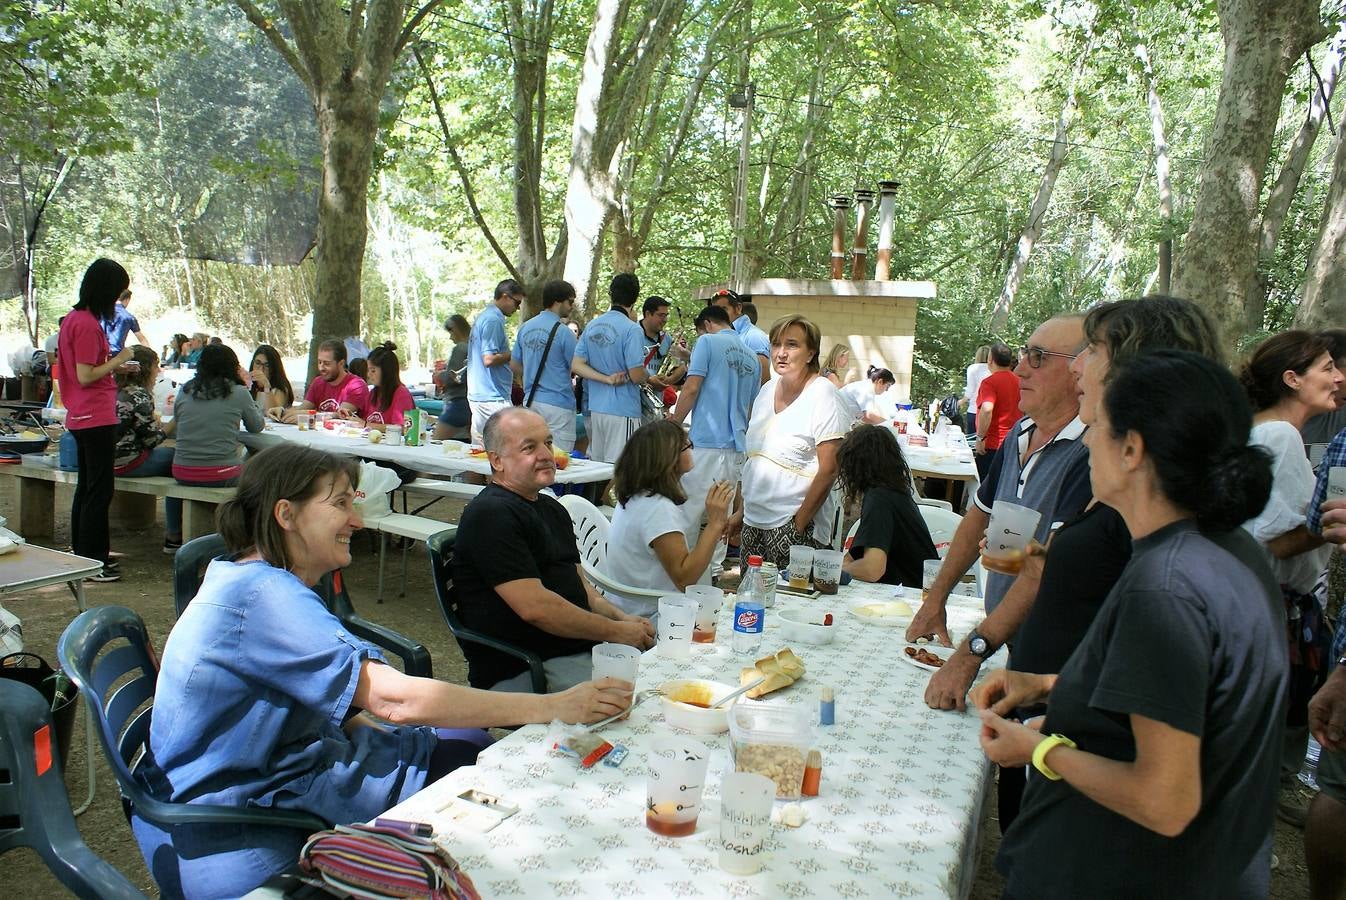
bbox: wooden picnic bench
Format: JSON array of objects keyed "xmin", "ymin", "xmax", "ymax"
[{"xmin": 0, "ymin": 458, "xmax": 234, "ymax": 540}]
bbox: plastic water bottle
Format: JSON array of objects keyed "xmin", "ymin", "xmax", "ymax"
[{"xmin": 732, "ymin": 555, "xmax": 766, "ymax": 654}]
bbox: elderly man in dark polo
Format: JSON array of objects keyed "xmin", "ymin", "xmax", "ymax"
[
  {"xmin": 453, "ymin": 407, "xmax": 654, "ymax": 692},
  {"xmin": 907, "ymin": 313, "xmax": 1092, "ymax": 693}
]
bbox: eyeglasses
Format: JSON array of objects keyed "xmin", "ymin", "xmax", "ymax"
[
  {"xmin": 682, "ymin": 439, "xmax": 694, "ymax": 451},
  {"xmin": 1018, "ymin": 345, "xmax": 1079, "ymax": 369}
]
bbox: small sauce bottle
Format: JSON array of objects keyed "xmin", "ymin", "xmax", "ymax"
[
  {"xmin": 819, "ymin": 686, "xmax": 835, "ymax": 726},
  {"xmin": 801, "ymin": 749, "xmax": 822, "ymax": 797}
]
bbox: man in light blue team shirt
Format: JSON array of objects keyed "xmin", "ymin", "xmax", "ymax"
[
  {"xmin": 572, "ymin": 272, "xmax": 647, "ymax": 464},
  {"xmin": 707, "ymin": 288, "xmax": 769, "ymax": 384},
  {"xmin": 669, "ymin": 304, "xmax": 761, "ymax": 576},
  {"xmin": 511, "ymin": 279, "xmax": 579, "ymax": 452},
  {"xmin": 467, "ymin": 279, "xmax": 523, "ymax": 443}
]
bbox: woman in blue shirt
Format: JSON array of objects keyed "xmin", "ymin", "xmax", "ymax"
[{"xmin": 134, "ymin": 443, "xmax": 631, "ymax": 898}]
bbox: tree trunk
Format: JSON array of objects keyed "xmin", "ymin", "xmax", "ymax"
[
  {"xmin": 1172, "ymin": 0, "xmax": 1327, "ymax": 348},
  {"xmin": 989, "ymin": 41, "xmax": 1091, "ymax": 332},
  {"xmin": 611, "ymin": 212, "xmax": 638, "ymax": 273},
  {"xmin": 1296, "ymin": 116, "xmax": 1346, "ymax": 328},
  {"xmin": 1135, "ymin": 42, "xmax": 1174, "ymax": 295},
  {"xmin": 308, "ymin": 84, "xmax": 379, "ymax": 375},
  {"xmin": 1250, "ymin": 24, "xmax": 1346, "ymax": 329}
]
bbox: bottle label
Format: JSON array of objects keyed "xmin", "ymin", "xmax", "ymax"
[{"xmin": 733, "ymin": 603, "xmax": 764, "ymax": 634}]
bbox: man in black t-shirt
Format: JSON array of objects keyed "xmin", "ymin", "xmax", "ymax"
[{"xmin": 454, "ymin": 408, "xmax": 654, "ymax": 691}]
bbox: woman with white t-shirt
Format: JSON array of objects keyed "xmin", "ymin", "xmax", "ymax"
[
  {"xmin": 738, "ymin": 315, "xmax": 852, "ymax": 569},
  {"xmin": 603, "ymin": 420, "xmax": 735, "ymax": 616},
  {"xmin": 839, "ymin": 365, "xmax": 897, "ymax": 424},
  {"xmin": 1239, "ymin": 329, "xmax": 1342, "ymax": 823}
]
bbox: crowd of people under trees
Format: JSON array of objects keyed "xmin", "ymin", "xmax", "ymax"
[{"xmin": 42, "ymin": 256, "xmax": 1346, "ymax": 898}]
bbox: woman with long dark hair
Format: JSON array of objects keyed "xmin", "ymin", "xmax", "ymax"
[
  {"xmin": 351, "ymin": 341, "xmax": 414, "ymax": 430},
  {"xmin": 836, "ymin": 424, "xmax": 936, "ymax": 586},
  {"xmin": 247, "ymin": 344, "xmax": 294, "ymax": 412},
  {"xmin": 602, "ymin": 420, "xmax": 733, "ymax": 615},
  {"xmin": 57, "ymin": 258, "xmax": 138, "ymax": 581},
  {"xmin": 977, "ymin": 350, "xmax": 1283, "ymax": 899},
  {"xmin": 165, "ymin": 343, "xmax": 264, "ymax": 552}
]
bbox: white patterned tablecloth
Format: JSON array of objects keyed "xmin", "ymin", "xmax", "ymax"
[
  {"xmin": 239, "ymin": 423, "xmax": 613, "ymax": 485},
  {"xmin": 384, "ymin": 582, "xmax": 1000, "ymax": 899}
]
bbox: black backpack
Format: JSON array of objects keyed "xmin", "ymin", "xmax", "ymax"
[{"xmin": 938, "ymin": 393, "xmax": 961, "ymax": 424}]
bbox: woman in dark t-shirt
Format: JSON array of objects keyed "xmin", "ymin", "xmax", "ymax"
[
  {"xmin": 974, "ymin": 352, "xmax": 1285, "ymax": 900},
  {"xmin": 836, "ymin": 425, "xmax": 937, "ymax": 587}
]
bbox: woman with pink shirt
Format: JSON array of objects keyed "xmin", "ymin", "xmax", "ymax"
[
  {"xmin": 57, "ymin": 258, "xmax": 139, "ymax": 582},
  {"xmin": 351, "ymin": 341, "xmax": 414, "ymax": 430}
]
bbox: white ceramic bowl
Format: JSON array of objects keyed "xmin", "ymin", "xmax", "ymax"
[
  {"xmin": 659, "ymin": 679, "xmax": 739, "ymax": 734},
  {"xmin": 777, "ymin": 607, "xmax": 836, "ymax": 645}
]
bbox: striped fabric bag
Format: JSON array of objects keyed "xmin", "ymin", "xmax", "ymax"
[{"xmin": 299, "ymin": 824, "xmax": 480, "ymax": 899}]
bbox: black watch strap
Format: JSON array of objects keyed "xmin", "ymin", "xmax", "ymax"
[{"xmin": 968, "ymin": 628, "xmax": 996, "ymax": 660}]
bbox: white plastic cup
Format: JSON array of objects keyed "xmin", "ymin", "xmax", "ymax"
[
  {"xmin": 787, "ymin": 545, "xmax": 814, "ymax": 588},
  {"xmin": 684, "ymin": 585, "xmax": 722, "ymax": 643},
  {"xmin": 646, "ymin": 735, "xmax": 710, "ymax": 836},
  {"xmin": 718, "ymin": 771, "xmax": 775, "ymax": 874},
  {"xmin": 591, "ymin": 642, "xmax": 640, "ymax": 687},
  {"xmin": 983, "ymin": 500, "xmax": 1042, "ymax": 575},
  {"xmin": 812, "ymin": 550, "xmax": 843, "ymax": 595},
  {"xmin": 657, "ymin": 595, "xmax": 698, "ymax": 659}
]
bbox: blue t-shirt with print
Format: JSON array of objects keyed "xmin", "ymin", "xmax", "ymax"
[
  {"xmin": 574, "ymin": 308, "xmax": 644, "ymax": 417},
  {"xmin": 467, "ymin": 304, "xmax": 511, "ymax": 402},
  {"xmin": 687, "ymin": 329, "xmax": 759, "ymax": 451},
  {"xmin": 513, "ymin": 309, "xmax": 577, "ymax": 410}
]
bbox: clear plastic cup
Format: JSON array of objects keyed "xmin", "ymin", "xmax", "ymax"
[
  {"xmin": 812, "ymin": 550, "xmax": 843, "ymax": 595},
  {"xmin": 591, "ymin": 643, "xmax": 640, "ymax": 686},
  {"xmin": 922, "ymin": 558, "xmax": 942, "ymax": 602},
  {"xmin": 718, "ymin": 772, "xmax": 775, "ymax": 874},
  {"xmin": 982, "ymin": 500, "xmax": 1042, "ymax": 575},
  {"xmin": 646, "ymin": 735, "xmax": 710, "ymax": 837},
  {"xmin": 657, "ymin": 595, "xmax": 698, "ymax": 659},
  {"xmin": 787, "ymin": 545, "xmax": 814, "ymax": 589},
  {"xmin": 684, "ymin": 585, "xmax": 722, "ymax": 644},
  {"xmin": 296, "ymin": 411, "xmax": 312, "ymax": 431}
]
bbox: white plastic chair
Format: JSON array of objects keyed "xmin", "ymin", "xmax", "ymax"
[
  {"xmin": 917, "ymin": 505, "xmax": 963, "ymax": 559},
  {"xmin": 916, "ymin": 497, "xmax": 954, "ymax": 512},
  {"xmin": 557, "ymin": 495, "xmax": 665, "ymax": 606}
]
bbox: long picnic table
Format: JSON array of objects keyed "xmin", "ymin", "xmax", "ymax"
[
  {"xmin": 378, "ymin": 581, "xmax": 999, "ymax": 899},
  {"xmin": 239, "ymin": 422, "xmax": 614, "ymax": 485}
]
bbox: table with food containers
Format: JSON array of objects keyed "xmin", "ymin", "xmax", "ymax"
[
  {"xmin": 238, "ymin": 420, "xmax": 614, "ymax": 486},
  {"xmin": 377, "ymin": 576, "xmax": 1002, "ymax": 899}
]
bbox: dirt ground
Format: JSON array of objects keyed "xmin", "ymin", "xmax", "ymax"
[{"xmin": 1, "ymin": 485, "xmax": 1314, "ymax": 898}]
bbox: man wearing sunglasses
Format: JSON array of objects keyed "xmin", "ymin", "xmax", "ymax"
[{"xmin": 909, "ymin": 314, "xmax": 1091, "ymax": 700}]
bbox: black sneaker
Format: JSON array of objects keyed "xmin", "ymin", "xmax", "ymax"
[
  {"xmin": 163, "ymin": 538, "xmax": 183, "ymax": 556},
  {"xmin": 85, "ymin": 566, "xmax": 122, "ymax": 583}
]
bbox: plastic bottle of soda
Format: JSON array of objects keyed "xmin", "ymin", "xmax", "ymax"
[{"xmin": 732, "ymin": 555, "xmax": 766, "ymax": 654}]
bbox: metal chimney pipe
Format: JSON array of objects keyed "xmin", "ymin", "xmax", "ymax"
[
  {"xmin": 875, "ymin": 180, "xmax": 899, "ymax": 281},
  {"xmin": 828, "ymin": 194, "xmax": 852, "ymax": 279},
  {"xmin": 851, "ymin": 188, "xmax": 875, "ymax": 280}
]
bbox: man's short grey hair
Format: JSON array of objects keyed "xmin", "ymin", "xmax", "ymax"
[{"xmin": 483, "ymin": 406, "xmax": 542, "ymax": 453}]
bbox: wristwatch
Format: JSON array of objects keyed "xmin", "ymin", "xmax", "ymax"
[{"xmin": 967, "ymin": 628, "xmax": 996, "ymax": 661}]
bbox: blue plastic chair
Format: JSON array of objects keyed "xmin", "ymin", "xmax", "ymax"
[
  {"xmin": 0, "ymin": 679, "xmax": 146, "ymax": 899},
  {"xmin": 56, "ymin": 605, "xmax": 329, "ymax": 841},
  {"xmin": 172, "ymin": 533, "xmax": 433, "ymax": 677}
]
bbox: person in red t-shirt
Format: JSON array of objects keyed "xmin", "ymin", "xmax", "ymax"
[
  {"xmin": 266, "ymin": 339, "xmax": 369, "ymax": 422},
  {"xmin": 352, "ymin": 341, "xmax": 414, "ymax": 429},
  {"xmin": 57, "ymin": 258, "xmax": 139, "ymax": 581},
  {"xmin": 974, "ymin": 342, "xmax": 1022, "ymax": 480}
]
